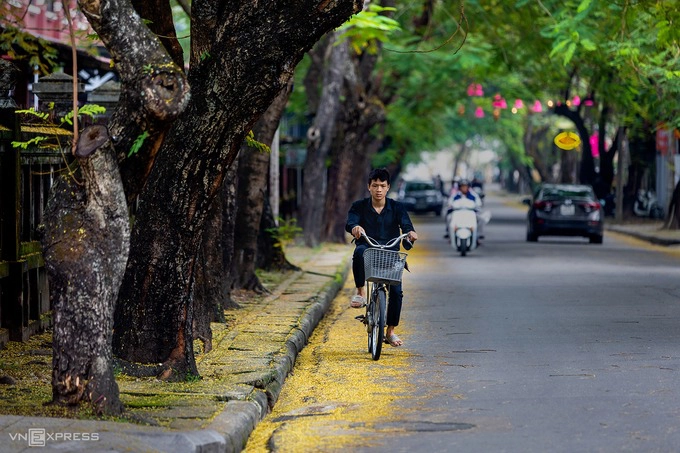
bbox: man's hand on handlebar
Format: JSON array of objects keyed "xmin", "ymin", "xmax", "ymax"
[
  {"xmin": 407, "ymin": 231, "xmax": 418, "ymax": 243},
  {"xmin": 351, "ymin": 226, "xmax": 365, "ymax": 239}
]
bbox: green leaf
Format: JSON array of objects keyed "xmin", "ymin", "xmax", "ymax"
[
  {"xmin": 336, "ymin": 3, "xmax": 401, "ymax": 53},
  {"xmin": 577, "ymin": 0, "xmax": 593, "ymax": 14},
  {"xmin": 12, "ymin": 136, "xmax": 47, "ymax": 150},
  {"xmin": 128, "ymin": 131, "xmax": 150, "ymax": 158},
  {"xmin": 245, "ymin": 130, "xmax": 271, "ymax": 153},
  {"xmin": 580, "ymin": 39, "xmax": 597, "ymax": 51},
  {"xmin": 550, "ymin": 39, "xmax": 571, "ymax": 58}
]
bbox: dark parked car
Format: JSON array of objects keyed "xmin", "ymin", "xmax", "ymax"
[
  {"xmin": 523, "ymin": 183, "xmax": 603, "ymax": 244},
  {"xmin": 397, "ymin": 180, "xmax": 444, "ymax": 216}
]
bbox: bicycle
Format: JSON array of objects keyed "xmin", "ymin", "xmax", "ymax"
[{"xmin": 356, "ymin": 233, "xmax": 411, "ymax": 360}]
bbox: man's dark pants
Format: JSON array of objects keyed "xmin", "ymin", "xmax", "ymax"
[{"xmin": 352, "ymin": 244, "xmax": 403, "ymax": 327}]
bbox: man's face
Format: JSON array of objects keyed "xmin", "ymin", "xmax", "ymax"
[
  {"xmin": 460, "ymin": 184, "xmax": 469, "ymax": 194},
  {"xmin": 368, "ymin": 179, "xmax": 389, "ymax": 200}
]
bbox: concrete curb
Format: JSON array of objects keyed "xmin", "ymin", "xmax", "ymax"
[
  {"xmin": 606, "ymin": 225, "xmax": 680, "ymax": 246},
  {"xmin": 211, "ymin": 258, "xmax": 351, "ymax": 452}
]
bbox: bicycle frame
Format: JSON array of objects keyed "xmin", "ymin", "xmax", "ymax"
[{"xmin": 359, "ymin": 233, "xmax": 411, "ymax": 360}]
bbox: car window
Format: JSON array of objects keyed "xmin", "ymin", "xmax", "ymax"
[
  {"xmin": 405, "ymin": 182, "xmax": 435, "ymax": 191},
  {"xmin": 541, "ymin": 186, "xmax": 594, "ymax": 200}
]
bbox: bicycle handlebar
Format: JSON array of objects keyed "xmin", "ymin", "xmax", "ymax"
[{"xmin": 360, "ymin": 232, "xmax": 412, "ymax": 249}]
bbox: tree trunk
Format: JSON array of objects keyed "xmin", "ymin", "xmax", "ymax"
[
  {"xmin": 553, "ymin": 103, "xmax": 595, "ymax": 185},
  {"xmin": 232, "ymin": 81, "xmax": 293, "ymax": 291},
  {"xmin": 192, "ymin": 191, "xmax": 228, "ymax": 354},
  {"xmin": 301, "ymin": 33, "xmax": 349, "ymax": 247},
  {"xmin": 130, "ymin": 0, "xmax": 185, "ymax": 70},
  {"xmin": 621, "ymin": 130, "xmax": 656, "ymax": 218},
  {"xmin": 598, "ymin": 126, "xmax": 622, "ymax": 198},
  {"xmin": 221, "ymin": 162, "xmax": 240, "ymax": 311},
  {"xmin": 559, "ymin": 147, "xmax": 577, "ymax": 183},
  {"xmin": 349, "ymin": 136, "xmax": 384, "ymax": 203},
  {"xmin": 78, "ymin": 0, "xmax": 191, "ymax": 207},
  {"xmin": 41, "ymin": 126, "xmax": 129, "ymax": 415},
  {"xmin": 323, "ymin": 49, "xmax": 386, "ymax": 243},
  {"xmin": 664, "ymin": 179, "xmax": 680, "ymax": 229},
  {"xmin": 452, "ymin": 142, "xmax": 469, "ymax": 180},
  {"xmin": 523, "ymin": 121, "xmax": 550, "ymax": 182},
  {"xmin": 112, "ymin": 2, "xmax": 361, "ymax": 379}
]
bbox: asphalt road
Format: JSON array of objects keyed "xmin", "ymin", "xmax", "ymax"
[{"xmin": 247, "ymin": 193, "xmax": 680, "ymax": 453}]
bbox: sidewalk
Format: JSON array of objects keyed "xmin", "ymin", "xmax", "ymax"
[
  {"xmin": 605, "ymin": 220, "xmax": 680, "ymax": 246},
  {"xmin": 0, "ymin": 243, "xmax": 353, "ymax": 452}
]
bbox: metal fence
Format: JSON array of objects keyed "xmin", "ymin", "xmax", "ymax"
[{"xmin": 0, "ymin": 71, "xmax": 119, "ymax": 348}]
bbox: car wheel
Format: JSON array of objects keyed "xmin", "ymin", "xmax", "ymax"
[
  {"xmin": 526, "ymin": 231, "xmax": 538, "ymax": 242},
  {"xmin": 589, "ymin": 234, "xmax": 603, "ymax": 244}
]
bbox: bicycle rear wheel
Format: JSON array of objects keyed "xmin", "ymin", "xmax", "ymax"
[
  {"xmin": 370, "ymin": 287, "xmax": 386, "ymax": 360},
  {"xmin": 366, "ymin": 296, "xmax": 373, "ymax": 353}
]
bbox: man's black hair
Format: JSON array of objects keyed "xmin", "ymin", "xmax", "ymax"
[{"xmin": 368, "ymin": 168, "xmax": 390, "ymax": 185}]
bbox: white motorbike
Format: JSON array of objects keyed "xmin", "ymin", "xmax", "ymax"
[
  {"xmin": 449, "ymin": 197, "xmax": 479, "ymax": 256},
  {"xmin": 633, "ymin": 189, "xmax": 664, "ymax": 219}
]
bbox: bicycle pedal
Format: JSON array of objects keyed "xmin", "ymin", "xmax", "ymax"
[{"xmin": 355, "ymin": 315, "xmax": 366, "ymax": 322}]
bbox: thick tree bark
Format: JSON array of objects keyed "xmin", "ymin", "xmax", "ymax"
[
  {"xmin": 221, "ymin": 162, "xmax": 240, "ymax": 311},
  {"xmin": 232, "ymin": 82, "xmax": 293, "ymax": 291},
  {"xmin": 301, "ymin": 33, "xmax": 349, "ymax": 247},
  {"xmin": 113, "ymin": 2, "xmax": 362, "ymax": 379},
  {"xmin": 78, "ymin": 0, "xmax": 190, "ymax": 206},
  {"xmin": 323, "ymin": 50, "xmax": 386, "ymax": 243},
  {"xmin": 131, "ymin": 0, "xmax": 185, "ymax": 69},
  {"xmin": 192, "ymin": 192, "xmax": 227, "ymax": 354},
  {"xmin": 303, "ymin": 37, "xmax": 330, "ymax": 118},
  {"xmin": 41, "ymin": 126, "xmax": 129, "ymax": 415}
]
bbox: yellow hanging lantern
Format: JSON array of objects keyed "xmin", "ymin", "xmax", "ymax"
[{"xmin": 554, "ymin": 131, "xmax": 581, "ymax": 150}]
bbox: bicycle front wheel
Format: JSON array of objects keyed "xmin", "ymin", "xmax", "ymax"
[{"xmin": 370, "ymin": 288, "xmax": 386, "ymax": 360}]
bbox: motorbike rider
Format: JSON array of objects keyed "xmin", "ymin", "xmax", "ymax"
[{"xmin": 445, "ymin": 179, "xmax": 484, "ymax": 241}]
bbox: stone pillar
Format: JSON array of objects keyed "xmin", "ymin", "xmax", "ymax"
[
  {"xmin": 32, "ymin": 72, "xmax": 83, "ymax": 118},
  {"xmin": 88, "ymin": 80, "xmax": 120, "ymax": 122}
]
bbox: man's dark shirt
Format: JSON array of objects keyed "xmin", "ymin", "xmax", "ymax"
[{"xmin": 345, "ymin": 197, "xmax": 415, "ymax": 249}]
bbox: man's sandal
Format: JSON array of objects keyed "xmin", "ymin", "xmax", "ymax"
[
  {"xmin": 385, "ymin": 333, "xmax": 403, "ymax": 347},
  {"xmin": 350, "ymin": 295, "xmax": 366, "ymax": 308}
]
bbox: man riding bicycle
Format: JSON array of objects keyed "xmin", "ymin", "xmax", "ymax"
[{"xmin": 345, "ymin": 168, "xmax": 418, "ymax": 347}]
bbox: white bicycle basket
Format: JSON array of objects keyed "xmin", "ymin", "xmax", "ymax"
[{"xmin": 363, "ymin": 248, "xmax": 407, "ymax": 284}]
